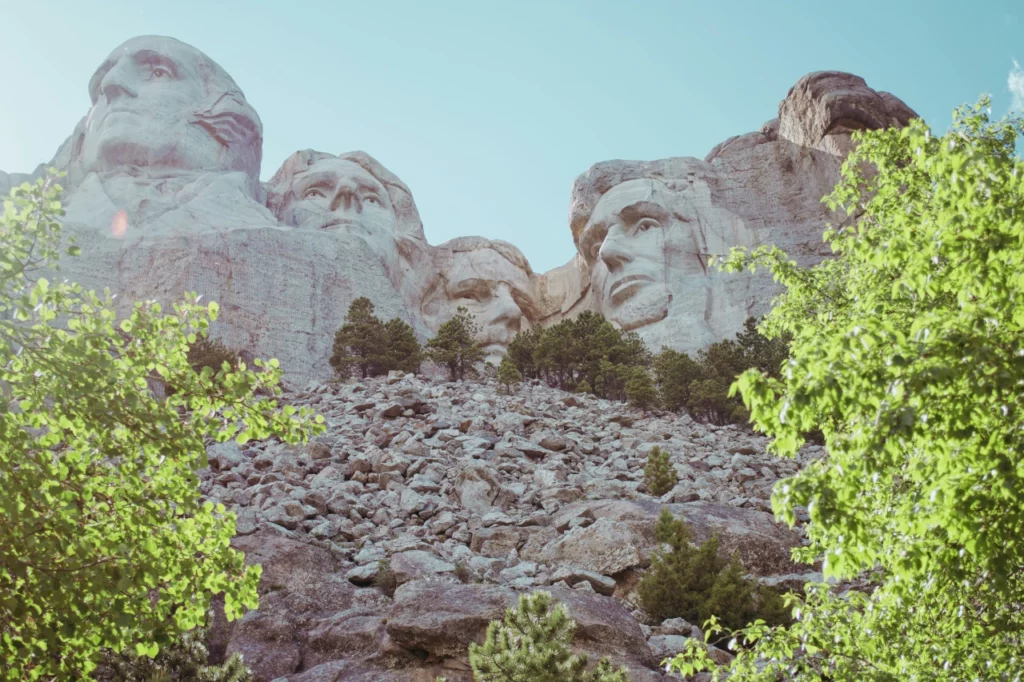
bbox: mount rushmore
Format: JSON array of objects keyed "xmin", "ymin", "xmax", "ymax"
[{"xmin": 0, "ymin": 35, "xmax": 918, "ymax": 380}]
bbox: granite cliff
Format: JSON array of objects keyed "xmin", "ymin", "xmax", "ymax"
[{"xmin": 1, "ymin": 35, "xmax": 917, "ymax": 381}]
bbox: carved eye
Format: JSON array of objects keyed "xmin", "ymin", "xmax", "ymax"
[
  {"xmin": 364, "ymin": 194, "xmax": 382, "ymax": 206},
  {"xmin": 151, "ymin": 66, "xmax": 171, "ymax": 79},
  {"xmin": 303, "ymin": 188, "xmax": 326, "ymax": 199},
  {"xmin": 636, "ymin": 218, "xmax": 660, "ymax": 232}
]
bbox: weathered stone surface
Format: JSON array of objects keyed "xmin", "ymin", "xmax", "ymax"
[
  {"xmin": 529, "ymin": 518, "xmax": 643, "ymax": 575},
  {"xmin": 386, "ymin": 580, "xmax": 516, "ymax": 658}
]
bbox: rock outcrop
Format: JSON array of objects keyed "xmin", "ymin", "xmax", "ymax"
[
  {"xmin": 1, "ymin": 34, "xmax": 917, "ymax": 381},
  {"xmin": 199, "ymin": 373, "xmax": 819, "ymax": 680}
]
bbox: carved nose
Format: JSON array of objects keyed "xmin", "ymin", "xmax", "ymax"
[
  {"xmin": 100, "ymin": 61, "xmax": 138, "ymax": 103},
  {"xmin": 490, "ymin": 287, "xmax": 522, "ymax": 329},
  {"xmin": 330, "ymin": 187, "xmax": 361, "ymax": 213},
  {"xmin": 599, "ymin": 226, "xmax": 633, "ymax": 272}
]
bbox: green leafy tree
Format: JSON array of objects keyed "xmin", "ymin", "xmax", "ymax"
[
  {"xmin": 625, "ymin": 367, "xmax": 657, "ymax": 411},
  {"xmin": 637, "ymin": 509, "xmax": 788, "ymax": 631},
  {"xmin": 668, "ymin": 100, "xmax": 1024, "ymax": 679},
  {"xmin": 425, "ymin": 306, "xmax": 484, "ymax": 381},
  {"xmin": 329, "ymin": 297, "xmax": 388, "ymax": 378},
  {"xmin": 643, "ymin": 446, "xmax": 678, "ymax": 497},
  {"xmin": 497, "ymin": 355, "xmax": 522, "ymax": 393},
  {"xmin": 0, "ymin": 174, "xmax": 325, "ymax": 680},
  {"xmin": 382, "ymin": 317, "xmax": 422, "ymax": 375},
  {"xmin": 468, "ymin": 591, "xmax": 630, "ymax": 682}
]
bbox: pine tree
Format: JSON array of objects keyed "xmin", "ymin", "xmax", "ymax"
[
  {"xmin": 383, "ymin": 317, "xmax": 422, "ymax": 374},
  {"xmin": 625, "ymin": 367, "xmax": 657, "ymax": 411},
  {"xmin": 636, "ymin": 508, "xmax": 789, "ymax": 630},
  {"xmin": 497, "ymin": 355, "xmax": 522, "ymax": 393},
  {"xmin": 330, "ymin": 297, "xmax": 388, "ymax": 378},
  {"xmin": 425, "ymin": 306, "xmax": 484, "ymax": 381},
  {"xmin": 468, "ymin": 592, "xmax": 629, "ymax": 682},
  {"xmin": 643, "ymin": 446, "xmax": 677, "ymax": 497}
]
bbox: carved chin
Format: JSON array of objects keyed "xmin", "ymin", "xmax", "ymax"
[{"xmin": 607, "ymin": 287, "xmax": 671, "ymax": 331}]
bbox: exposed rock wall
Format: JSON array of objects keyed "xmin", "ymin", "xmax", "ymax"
[{"xmin": 2, "ymin": 34, "xmax": 917, "ymax": 380}]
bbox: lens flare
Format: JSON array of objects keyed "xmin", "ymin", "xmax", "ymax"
[{"xmin": 111, "ymin": 210, "xmax": 128, "ymax": 239}]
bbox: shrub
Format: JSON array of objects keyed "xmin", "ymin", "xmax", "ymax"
[
  {"xmin": 643, "ymin": 446, "xmax": 677, "ymax": 496},
  {"xmin": 425, "ymin": 306, "xmax": 484, "ymax": 381},
  {"xmin": 374, "ymin": 559, "xmax": 397, "ymax": 598},
  {"xmin": 96, "ymin": 625, "xmax": 251, "ymax": 682},
  {"xmin": 497, "ymin": 355, "xmax": 522, "ymax": 393},
  {"xmin": 468, "ymin": 591, "xmax": 630, "ymax": 682},
  {"xmin": 636, "ymin": 508, "xmax": 790, "ymax": 631},
  {"xmin": 576, "ymin": 380, "xmax": 592, "ymax": 394},
  {"xmin": 453, "ymin": 561, "xmax": 474, "ymax": 584}
]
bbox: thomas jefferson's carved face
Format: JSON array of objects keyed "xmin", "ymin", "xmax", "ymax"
[
  {"xmin": 579, "ymin": 179, "xmax": 705, "ymax": 331},
  {"xmin": 82, "ymin": 37, "xmax": 235, "ymax": 174},
  {"xmin": 279, "ymin": 158, "xmax": 398, "ymax": 239}
]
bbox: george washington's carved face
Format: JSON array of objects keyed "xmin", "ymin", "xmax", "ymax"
[{"xmin": 80, "ymin": 36, "xmax": 260, "ymax": 180}]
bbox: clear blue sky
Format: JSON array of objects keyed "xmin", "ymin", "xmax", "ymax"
[{"xmin": 2, "ymin": 0, "xmax": 1021, "ymax": 271}]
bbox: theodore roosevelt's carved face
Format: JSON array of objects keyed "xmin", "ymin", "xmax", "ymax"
[
  {"xmin": 443, "ymin": 247, "xmax": 535, "ymax": 363},
  {"xmin": 81, "ymin": 36, "xmax": 260, "ymax": 179}
]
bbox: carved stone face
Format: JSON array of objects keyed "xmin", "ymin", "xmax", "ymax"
[
  {"xmin": 279, "ymin": 158, "xmax": 398, "ymax": 238},
  {"xmin": 81, "ymin": 36, "xmax": 253, "ymax": 177},
  {"xmin": 579, "ymin": 178, "xmax": 703, "ymax": 331},
  {"xmin": 444, "ymin": 248, "xmax": 534, "ymax": 363}
]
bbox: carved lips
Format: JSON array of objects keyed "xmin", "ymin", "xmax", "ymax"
[{"xmin": 607, "ymin": 273, "xmax": 654, "ymax": 303}]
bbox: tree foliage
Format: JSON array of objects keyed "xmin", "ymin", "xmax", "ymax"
[
  {"xmin": 329, "ymin": 297, "xmax": 422, "ymax": 378},
  {"xmin": 467, "ymin": 591, "xmax": 630, "ymax": 682},
  {"xmin": 497, "ymin": 355, "xmax": 522, "ymax": 393},
  {"xmin": 652, "ymin": 317, "xmax": 790, "ymax": 425},
  {"xmin": 0, "ymin": 174, "xmax": 325, "ymax": 680},
  {"xmin": 668, "ymin": 100, "xmax": 1024, "ymax": 679},
  {"xmin": 636, "ymin": 508, "xmax": 789, "ymax": 632},
  {"xmin": 505, "ymin": 311, "xmax": 650, "ymax": 399},
  {"xmin": 425, "ymin": 306, "xmax": 484, "ymax": 381},
  {"xmin": 96, "ymin": 623, "xmax": 251, "ymax": 682}
]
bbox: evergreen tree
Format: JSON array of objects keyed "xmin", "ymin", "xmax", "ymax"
[
  {"xmin": 652, "ymin": 348, "xmax": 701, "ymax": 412},
  {"xmin": 497, "ymin": 355, "xmax": 522, "ymax": 393},
  {"xmin": 382, "ymin": 317, "xmax": 422, "ymax": 374},
  {"xmin": 425, "ymin": 306, "xmax": 484, "ymax": 381},
  {"xmin": 625, "ymin": 367, "xmax": 657, "ymax": 411},
  {"xmin": 505, "ymin": 327, "xmax": 542, "ymax": 379},
  {"xmin": 468, "ymin": 592, "xmax": 629, "ymax": 682},
  {"xmin": 636, "ymin": 509, "xmax": 788, "ymax": 631},
  {"xmin": 330, "ymin": 297, "xmax": 388, "ymax": 378},
  {"xmin": 643, "ymin": 446, "xmax": 677, "ymax": 496}
]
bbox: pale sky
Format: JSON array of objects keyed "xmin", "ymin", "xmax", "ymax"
[{"xmin": 2, "ymin": 0, "xmax": 1021, "ymax": 271}]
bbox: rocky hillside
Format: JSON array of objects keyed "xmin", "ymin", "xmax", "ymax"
[{"xmin": 202, "ymin": 373, "xmax": 822, "ymax": 681}]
